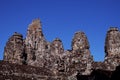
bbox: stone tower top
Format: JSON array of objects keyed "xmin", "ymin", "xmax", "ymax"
[
  {"xmin": 26, "ymin": 18, "xmax": 44, "ymax": 39},
  {"xmin": 105, "ymin": 27, "xmax": 120, "ymax": 57},
  {"xmin": 108, "ymin": 27, "xmax": 119, "ymax": 31},
  {"xmin": 25, "ymin": 18, "xmax": 45, "ymax": 53},
  {"xmin": 51, "ymin": 38, "xmax": 64, "ymax": 55},
  {"xmin": 4, "ymin": 32, "xmax": 24, "ymax": 64},
  {"xmin": 13, "ymin": 32, "xmax": 23, "ymax": 37},
  {"xmin": 54, "ymin": 38, "xmax": 62, "ymax": 42},
  {"xmin": 72, "ymin": 31, "xmax": 89, "ymax": 51},
  {"xmin": 28, "ymin": 18, "xmax": 42, "ymax": 31}
]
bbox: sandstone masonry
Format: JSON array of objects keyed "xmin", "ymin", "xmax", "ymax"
[{"xmin": 3, "ymin": 19, "xmax": 120, "ymax": 79}]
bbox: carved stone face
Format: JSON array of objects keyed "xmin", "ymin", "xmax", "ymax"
[
  {"xmin": 72, "ymin": 32, "xmax": 89, "ymax": 51},
  {"xmin": 51, "ymin": 38, "xmax": 64, "ymax": 54},
  {"xmin": 105, "ymin": 27, "xmax": 120, "ymax": 57},
  {"xmin": 4, "ymin": 32, "xmax": 24, "ymax": 64}
]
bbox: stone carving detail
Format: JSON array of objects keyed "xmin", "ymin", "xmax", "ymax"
[
  {"xmin": 69, "ymin": 32, "xmax": 93, "ymax": 75},
  {"xmin": 4, "ymin": 32, "xmax": 24, "ymax": 64},
  {"xmin": 104, "ymin": 27, "xmax": 120, "ymax": 70},
  {"xmin": 93, "ymin": 27, "xmax": 120, "ymax": 71},
  {"xmin": 3, "ymin": 19, "xmax": 120, "ymax": 79},
  {"xmin": 105, "ymin": 27, "xmax": 120, "ymax": 57},
  {"xmin": 72, "ymin": 32, "xmax": 89, "ymax": 51},
  {"xmin": 51, "ymin": 38, "xmax": 64, "ymax": 55},
  {"xmin": 25, "ymin": 19, "xmax": 48, "ymax": 67}
]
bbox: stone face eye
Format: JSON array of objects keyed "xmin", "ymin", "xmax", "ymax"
[
  {"xmin": 78, "ymin": 39, "xmax": 80, "ymax": 41},
  {"xmin": 45, "ymin": 45, "xmax": 48, "ymax": 49}
]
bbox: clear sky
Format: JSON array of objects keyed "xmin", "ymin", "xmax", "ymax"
[{"xmin": 0, "ymin": 0, "xmax": 120, "ymax": 61}]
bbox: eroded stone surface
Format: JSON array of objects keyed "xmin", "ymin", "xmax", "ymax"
[
  {"xmin": 104, "ymin": 27, "xmax": 120, "ymax": 70},
  {"xmin": 105, "ymin": 27, "xmax": 120, "ymax": 57},
  {"xmin": 93, "ymin": 27, "xmax": 120, "ymax": 71},
  {"xmin": 65, "ymin": 31, "xmax": 93, "ymax": 75},
  {"xmin": 3, "ymin": 19, "xmax": 120, "ymax": 80},
  {"xmin": 4, "ymin": 32, "xmax": 24, "ymax": 64},
  {"xmin": 25, "ymin": 19, "xmax": 48, "ymax": 67}
]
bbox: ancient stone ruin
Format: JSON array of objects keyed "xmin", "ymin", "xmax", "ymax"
[
  {"xmin": 104, "ymin": 27, "xmax": 120, "ymax": 70},
  {"xmin": 4, "ymin": 32, "xmax": 24, "ymax": 64},
  {"xmin": 3, "ymin": 19, "xmax": 120, "ymax": 80}
]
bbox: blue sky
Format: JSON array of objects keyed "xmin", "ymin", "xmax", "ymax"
[{"xmin": 0, "ymin": 0, "xmax": 120, "ymax": 61}]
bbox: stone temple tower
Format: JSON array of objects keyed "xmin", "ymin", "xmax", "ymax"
[
  {"xmin": 105, "ymin": 27, "xmax": 120, "ymax": 57},
  {"xmin": 51, "ymin": 38, "xmax": 64, "ymax": 55},
  {"xmin": 4, "ymin": 32, "xmax": 24, "ymax": 64},
  {"xmin": 25, "ymin": 19, "xmax": 48, "ymax": 67},
  {"xmin": 64, "ymin": 31, "xmax": 93, "ymax": 75},
  {"xmin": 72, "ymin": 32, "xmax": 90, "ymax": 55},
  {"xmin": 104, "ymin": 27, "xmax": 120, "ymax": 70}
]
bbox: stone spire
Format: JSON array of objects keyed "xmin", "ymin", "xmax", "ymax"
[
  {"xmin": 65, "ymin": 31, "xmax": 93, "ymax": 75},
  {"xmin": 51, "ymin": 38, "xmax": 64, "ymax": 55},
  {"xmin": 104, "ymin": 27, "xmax": 120, "ymax": 70},
  {"xmin": 4, "ymin": 32, "xmax": 24, "ymax": 64},
  {"xmin": 25, "ymin": 19, "xmax": 47, "ymax": 67},
  {"xmin": 72, "ymin": 32, "xmax": 90, "ymax": 54},
  {"xmin": 105, "ymin": 27, "xmax": 120, "ymax": 57},
  {"xmin": 25, "ymin": 19, "xmax": 44, "ymax": 49}
]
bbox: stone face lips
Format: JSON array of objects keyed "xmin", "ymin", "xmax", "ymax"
[{"xmin": 3, "ymin": 19, "xmax": 120, "ymax": 79}]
